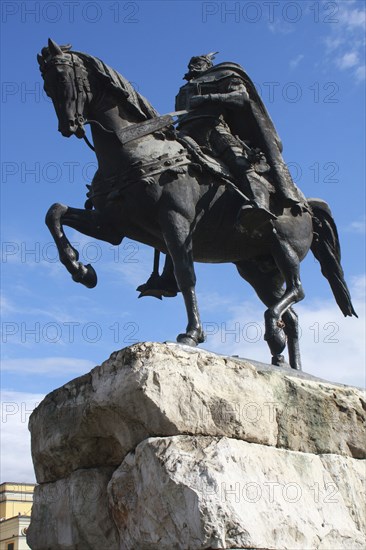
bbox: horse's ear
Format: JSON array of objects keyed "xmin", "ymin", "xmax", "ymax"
[
  {"xmin": 61, "ymin": 44, "xmax": 72, "ymax": 52},
  {"xmin": 48, "ymin": 38, "xmax": 63, "ymax": 56},
  {"xmin": 37, "ymin": 53, "xmax": 47, "ymax": 73}
]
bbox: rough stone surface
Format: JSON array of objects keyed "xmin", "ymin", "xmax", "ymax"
[
  {"xmin": 28, "ymin": 343, "xmax": 366, "ymax": 550},
  {"xmin": 109, "ymin": 436, "xmax": 366, "ymax": 550},
  {"xmin": 29, "ymin": 342, "xmax": 366, "ymax": 484},
  {"xmin": 27, "ymin": 467, "xmax": 119, "ymax": 550}
]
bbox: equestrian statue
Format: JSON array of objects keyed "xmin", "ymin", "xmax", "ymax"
[{"xmin": 38, "ymin": 39, "xmax": 357, "ymax": 371}]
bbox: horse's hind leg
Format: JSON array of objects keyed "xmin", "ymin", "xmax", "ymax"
[
  {"xmin": 46, "ymin": 203, "xmax": 121, "ymax": 288},
  {"xmin": 265, "ymin": 236, "xmax": 305, "ymax": 367},
  {"xmin": 235, "ymin": 260, "xmax": 302, "ymax": 370}
]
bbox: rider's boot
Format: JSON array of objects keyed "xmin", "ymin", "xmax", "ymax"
[
  {"xmin": 236, "ymin": 169, "xmax": 277, "ymax": 233},
  {"xmin": 222, "ymin": 149, "xmax": 277, "ymax": 232}
]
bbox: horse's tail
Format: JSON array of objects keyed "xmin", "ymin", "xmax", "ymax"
[{"xmin": 308, "ymin": 198, "xmax": 357, "ymax": 317}]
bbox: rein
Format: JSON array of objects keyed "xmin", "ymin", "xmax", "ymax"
[
  {"xmin": 83, "ymin": 134, "xmax": 95, "ymax": 152},
  {"xmin": 82, "ymin": 119, "xmax": 114, "ymax": 152},
  {"xmin": 81, "ymin": 111, "xmax": 186, "ymax": 152}
]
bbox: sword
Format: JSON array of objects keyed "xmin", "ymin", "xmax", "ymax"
[{"xmin": 114, "ymin": 110, "xmax": 189, "ymax": 146}]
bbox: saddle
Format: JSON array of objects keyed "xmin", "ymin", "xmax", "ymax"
[{"xmin": 176, "ymin": 134, "xmax": 273, "ymax": 200}]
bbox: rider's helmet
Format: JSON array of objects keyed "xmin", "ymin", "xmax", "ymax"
[{"xmin": 184, "ymin": 52, "xmax": 218, "ymax": 80}]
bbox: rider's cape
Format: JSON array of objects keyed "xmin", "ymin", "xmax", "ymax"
[{"xmin": 203, "ymin": 62, "xmax": 306, "ymax": 204}]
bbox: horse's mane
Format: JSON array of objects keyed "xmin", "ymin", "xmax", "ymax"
[{"xmin": 73, "ymin": 50, "xmax": 159, "ymax": 121}]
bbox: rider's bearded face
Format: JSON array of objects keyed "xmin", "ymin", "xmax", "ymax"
[{"xmin": 184, "ymin": 58, "xmax": 211, "ymax": 80}]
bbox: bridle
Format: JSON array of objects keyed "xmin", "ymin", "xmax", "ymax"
[
  {"xmin": 70, "ymin": 53, "xmax": 91, "ymax": 130},
  {"xmin": 42, "ymin": 53, "xmax": 95, "ymax": 147}
]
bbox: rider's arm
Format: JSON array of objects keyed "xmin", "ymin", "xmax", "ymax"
[{"xmin": 190, "ymin": 78, "xmax": 249, "ymax": 109}]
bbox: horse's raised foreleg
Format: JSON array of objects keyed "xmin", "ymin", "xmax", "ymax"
[
  {"xmin": 161, "ymin": 211, "xmax": 204, "ymax": 347},
  {"xmin": 45, "ymin": 203, "xmax": 121, "ymax": 288},
  {"xmin": 265, "ymin": 236, "xmax": 305, "ymax": 367}
]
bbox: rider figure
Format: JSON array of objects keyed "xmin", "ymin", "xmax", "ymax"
[
  {"xmin": 176, "ymin": 52, "xmax": 305, "ymax": 229},
  {"xmin": 176, "ymin": 52, "xmax": 277, "ymax": 230}
]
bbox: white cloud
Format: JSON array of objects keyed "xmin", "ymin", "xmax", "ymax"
[
  {"xmin": 322, "ymin": 3, "xmax": 365, "ymax": 83},
  {"xmin": 102, "ymin": 244, "xmax": 157, "ymax": 289},
  {"xmin": 268, "ymin": 19, "xmax": 294, "ymax": 35},
  {"xmin": 0, "ymin": 291, "xmax": 108, "ymax": 326},
  {"xmin": 345, "ymin": 217, "xmax": 366, "ymax": 234},
  {"xmin": 324, "ymin": 36, "xmax": 343, "ymax": 53},
  {"xmin": 1, "ymin": 357, "xmax": 95, "ymax": 376},
  {"xmin": 0, "ymin": 295, "xmax": 17, "ymax": 315},
  {"xmin": 351, "ymin": 274, "xmax": 366, "ymax": 299},
  {"xmin": 294, "ymin": 297, "xmax": 364, "ymax": 388},
  {"xmin": 1, "ymin": 391, "xmax": 45, "ymax": 483},
  {"xmin": 110, "ymin": 260, "xmax": 151, "ymax": 289},
  {"xmin": 336, "ymin": 51, "xmax": 359, "ymax": 69},
  {"xmin": 340, "ymin": 5, "xmax": 366, "ymax": 29},
  {"xmin": 289, "ymin": 54, "xmax": 304, "ymax": 69},
  {"xmin": 198, "ymin": 291, "xmax": 235, "ymax": 313},
  {"xmin": 355, "ymin": 64, "xmax": 366, "ymax": 82}
]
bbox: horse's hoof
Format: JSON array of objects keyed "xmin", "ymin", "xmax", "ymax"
[
  {"xmin": 72, "ymin": 263, "xmax": 97, "ymax": 288},
  {"xmin": 264, "ymin": 329, "xmax": 286, "ymax": 356},
  {"xmin": 177, "ymin": 329, "xmax": 205, "ymax": 347},
  {"xmin": 271, "ymin": 354, "xmax": 288, "ymax": 367},
  {"xmin": 83, "ymin": 264, "xmax": 98, "ymax": 288},
  {"xmin": 177, "ymin": 334, "xmax": 197, "ymax": 347}
]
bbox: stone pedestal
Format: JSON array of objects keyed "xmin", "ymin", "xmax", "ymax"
[{"xmin": 27, "ymin": 342, "xmax": 366, "ymax": 549}]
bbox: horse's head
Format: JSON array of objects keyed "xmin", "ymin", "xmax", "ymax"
[{"xmin": 38, "ymin": 39, "xmax": 90, "ymax": 138}]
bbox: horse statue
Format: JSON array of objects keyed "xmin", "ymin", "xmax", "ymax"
[{"xmin": 37, "ymin": 39, "xmax": 357, "ymax": 371}]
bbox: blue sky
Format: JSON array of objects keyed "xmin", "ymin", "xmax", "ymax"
[{"xmin": 1, "ymin": 0, "xmax": 365, "ymax": 482}]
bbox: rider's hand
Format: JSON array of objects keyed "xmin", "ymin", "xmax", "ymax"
[{"xmin": 190, "ymin": 95, "xmax": 207, "ymax": 108}]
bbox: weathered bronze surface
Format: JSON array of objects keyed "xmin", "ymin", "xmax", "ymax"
[{"xmin": 38, "ymin": 40, "xmax": 357, "ymax": 370}]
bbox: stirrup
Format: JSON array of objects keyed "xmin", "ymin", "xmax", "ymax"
[{"xmin": 136, "ymin": 272, "xmax": 179, "ymax": 300}]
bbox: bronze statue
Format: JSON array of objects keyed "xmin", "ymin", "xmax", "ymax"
[{"xmin": 38, "ymin": 39, "xmax": 357, "ymax": 371}]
